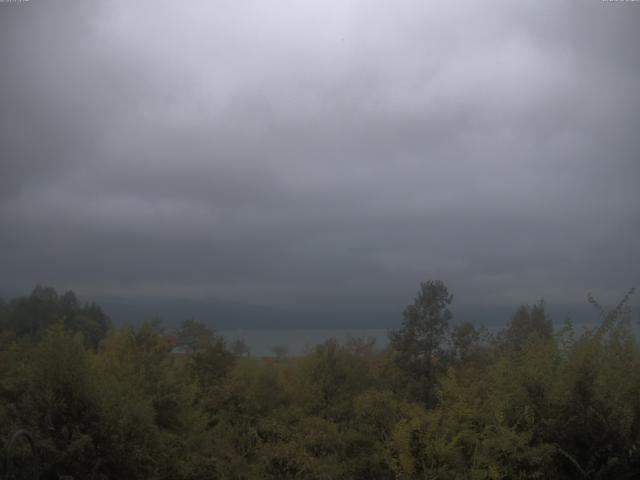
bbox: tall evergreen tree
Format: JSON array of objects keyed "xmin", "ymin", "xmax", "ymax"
[{"xmin": 389, "ymin": 280, "xmax": 453, "ymax": 405}]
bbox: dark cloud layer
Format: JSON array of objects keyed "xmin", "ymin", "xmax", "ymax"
[{"xmin": 1, "ymin": 1, "xmax": 639, "ymax": 324}]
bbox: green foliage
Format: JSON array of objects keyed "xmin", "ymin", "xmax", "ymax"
[
  {"xmin": 0, "ymin": 286, "xmax": 110, "ymax": 348},
  {"xmin": 451, "ymin": 321, "xmax": 484, "ymax": 363},
  {"xmin": 188, "ymin": 338, "xmax": 236, "ymax": 391},
  {"xmin": 499, "ymin": 300, "xmax": 553, "ymax": 350},
  {"xmin": 177, "ymin": 319, "xmax": 215, "ymax": 351},
  {"xmin": 389, "ymin": 280, "xmax": 453, "ymax": 405},
  {"xmin": 1, "ymin": 284, "xmax": 639, "ymax": 479}
]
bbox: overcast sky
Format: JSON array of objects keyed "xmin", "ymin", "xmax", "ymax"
[{"xmin": 1, "ymin": 0, "xmax": 638, "ymax": 320}]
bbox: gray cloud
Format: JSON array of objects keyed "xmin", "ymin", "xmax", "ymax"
[{"xmin": 1, "ymin": 0, "xmax": 639, "ymax": 323}]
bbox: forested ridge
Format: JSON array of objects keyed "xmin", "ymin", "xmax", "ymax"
[{"xmin": 1, "ymin": 282, "xmax": 639, "ymax": 479}]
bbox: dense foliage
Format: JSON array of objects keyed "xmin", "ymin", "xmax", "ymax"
[{"xmin": 1, "ymin": 284, "xmax": 639, "ymax": 479}]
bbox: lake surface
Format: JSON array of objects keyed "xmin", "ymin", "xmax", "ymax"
[
  {"xmin": 219, "ymin": 328, "xmax": 390, "ymax": 356},
  {"xmin": 221, "ymin": 316, "xmax": 640, "ymax": 357}
]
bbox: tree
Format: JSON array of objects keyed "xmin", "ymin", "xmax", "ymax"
[
  {"xmin": 6, "ymin": 285, "xmax": 60, "ymax": 338},
  {"xmin": 500, "ymin": 300, "xmax": 552, "ymax": 349},
  {"xmin": 298, "ymin": 339, "xmax": 372, "ymax": 418},
  {"xmin": 231, "ymin": 338, "xmax": 250, "ymax": 357},
  {"xmin": 189, "ymin": 338, "xmax": 235, "ymax": 390},
  {"xmin": 272, "ymin": 344, "xmax": 288, "ymax": 360},
  {"xmin": 177, "ymin": 319, "xmax": 214, "ymax": 351},
  {"xmin": 4, "ymin": 326, "xmax": 103, "ymax": 479},
  {"xmin": 389, "ymin": 280, "xmax": 453, "ymax": 406},
  {"xmin": 450, "ymin": 321, "xmax": 482, "ymax": 362}
]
